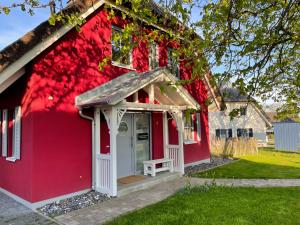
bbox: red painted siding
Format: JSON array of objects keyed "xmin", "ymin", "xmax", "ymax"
[{"xmin": 0, "ymin": 6, "xmax": 210, "ymax": 203}]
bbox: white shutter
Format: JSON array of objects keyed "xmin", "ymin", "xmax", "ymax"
[
  {"xmin": 2, "ymin": 109, "xmax": 8, "ymax": 157},
  {"xmin": 13, "ymin": 106, "xmax": 21, "ymax": 160},
  {"xmin": 196, "ymin": 113, "xmax": 201, "ymax": 141}
]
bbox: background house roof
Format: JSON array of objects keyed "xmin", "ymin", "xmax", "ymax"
[{"xmin": 220, "ymin": 87, "xmax": 250, "ymax": 102}]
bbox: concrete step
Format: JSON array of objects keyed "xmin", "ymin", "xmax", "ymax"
[{"xmin": 117, "ymin": 172, "xmax": 181, "ymax": 197}]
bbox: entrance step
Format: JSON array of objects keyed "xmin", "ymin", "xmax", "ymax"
[{"xmin": 117, "ymin": 172, "xmax": 181, "ymax": 197}]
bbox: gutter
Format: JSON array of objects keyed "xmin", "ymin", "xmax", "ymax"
[{"xmin": 78, "ymin": 109, "xmax": 96, "ymax": 190}]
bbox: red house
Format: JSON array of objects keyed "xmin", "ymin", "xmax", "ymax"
[{"xmin": 0, "ymin": 0, "xmax": 221, "ymax": 208}]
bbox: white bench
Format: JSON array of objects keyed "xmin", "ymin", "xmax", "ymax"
[{"xmin": 143, "ymin": 158, "xmax": 174, "ymax": 177}]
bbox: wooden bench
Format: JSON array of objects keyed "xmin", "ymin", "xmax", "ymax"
[{"xmin": 143, "ymin": 158, "xmax": 174, "ymax": 177}]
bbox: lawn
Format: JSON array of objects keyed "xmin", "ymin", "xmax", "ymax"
[
  {"xmin": 192, "ymin": 148, "xmax": 300, "ymax": 179},
  {"xmin": 105, "ymin": 186, "xmax": 300, "ymax": 225}
]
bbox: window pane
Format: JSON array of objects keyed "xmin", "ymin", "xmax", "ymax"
[
  {"xmin": 111, "ymin": 27, "xmax": 131, "ymax": 65},
  {"xmin": 167, "ymin": 48, "xmax": 179, "ymax": 78}
]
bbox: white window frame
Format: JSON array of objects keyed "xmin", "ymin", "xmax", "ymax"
[
  {"xmin": 196, "ymin": 113, "xmax": 201, "ymax": 141},
  {"xmin": 149, "ymin": 42, "xmax": 159, "ymax": 70},
  {"xmin": 111, "ymin": 25, "xmax": 134, "ymax": 70},
  {"xmin": 6, "ymin": 106, "xmax": 21, "ymax": 162},
  {"xmin": 216, "ymin": 129, "xmax": 232, "ymax": 139},
  {"xmin": 2, "ymin": 109, "xmax": 8, "ymax": 157},
  {"xmin": 167, "ymin": 47, "xmax": 180, "ymax": 78},
  {"xmin": 183, "ymin": 113, "xmax": 196, "ymax": 144}
]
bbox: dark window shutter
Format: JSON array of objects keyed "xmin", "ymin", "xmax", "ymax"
[
  {"xmin": 216, "ymin": 129, "xmax": 220, "ymax": 138},
  {"xmin": 237, "ymin": 129, "xmax": 241, "ymax": 137},
  {"xmin": 228, "ymin": 129, "xmax": 233, "ymax": 138},
  {"xmin": 249, "ymin": 128, "xmax": 253, "ymax": 137}
]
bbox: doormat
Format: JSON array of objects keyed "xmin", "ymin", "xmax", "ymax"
[{"xmin": 118, "ymin": 175, "xmax": 145, "ymax": 184}]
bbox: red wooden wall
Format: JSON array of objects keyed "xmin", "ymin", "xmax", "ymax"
[{"xmin": 0, "ymin": 6, "xmax": 210, "ymax": 203}]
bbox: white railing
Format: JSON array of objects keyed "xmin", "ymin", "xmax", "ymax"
[
  {"xmin": 166, "ymin": 145, "xmax": 180, "ymax": 172},
  {"xmin": 96, "ymin": 153, "xmax": 112, "ymax": 195}
]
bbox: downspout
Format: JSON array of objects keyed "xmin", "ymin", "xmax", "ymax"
[{"xmin": 79, "ymin": 109, "xmax": 96, "ymax": 190}]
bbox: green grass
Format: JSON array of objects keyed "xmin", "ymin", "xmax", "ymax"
[
  {"xmin": 105, "ymin": 186, "xmax": 300, "ymax": 225},
  {"xmin": 192, "ymin": 147, "xmax": 300, "ymax": 179}
]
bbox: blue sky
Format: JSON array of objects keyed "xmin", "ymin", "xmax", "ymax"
[{"xmin": 0, "ymin": 0, "xmax": 54, "ymax": 50}]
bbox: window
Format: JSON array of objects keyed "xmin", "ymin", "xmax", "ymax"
[
  {"xmin": 1, "ymin": 106, "xmax": 21, "ymax": 162},
  {"xmin": 237, "ymin": 128, "xmax": 253, "ymax": 138},
  {"xmin": 149, "ymin": 42, "xmax": 159, "ymax": 70},
  {"xmin": 111, "ymin": 26, "xmax": 132, "ymax": 66},
  {"xmin": 167, "ymin": 47, "xmax": 180, "ymax": 78},
  {"xmin": 216, "ymin": 129, "xmax": 232, "ymax": 139},
  {"xmin": 196, "ymin": 113, "xmax": 201, "ymax": 141},
  {"xmin": 2, "ymin": 109, "xmax": 8, "ymax": 157},
  {"xmin": 240, "ymin": 106, "xmax": 247, "ymax": 116},
  {"xmin": 183, "ymin": 113, "xmax": 195, "ymax": 143}
]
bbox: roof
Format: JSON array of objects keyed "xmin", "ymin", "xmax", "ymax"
[
  {"xmin": 76, "ymin": 67, "xmax": 200, "ymax": 109},
  {"xmin": 220, "ymin": 87, "xmax": 250, "ymax": 102},
  {"xmin": 0, "ymin": 0, "xmax": 222, "ymax": 111},
  {"xmin": 219, "ymin": 87, "xmax": 272, "ymax": 127},
  {"xmin": 275, "ymin": 118, "xmax": 300, "ymax": 123},
  {"xmin": 0, "ymin": 0, "xmax": 98, "ymax": 73}
]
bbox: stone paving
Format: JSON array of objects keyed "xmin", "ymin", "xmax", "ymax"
[
  {"xmin": 55, "ymin": 177, "xmax": 300, "ymax": 225},
  {"xmin": 0, "ymin": 192, "xmax": 56, "ymax": 225}
]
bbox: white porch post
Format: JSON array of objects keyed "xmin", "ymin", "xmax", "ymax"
[
  {"xmin": 110, "ymin": 106, "xmax": 118, "ymax": 196},
  {"xmin": 163, "ymin": 111, "xmax": 169, "ymax": 158},
  {"xmin": 176, "ymin": 111, "xmax": 185, "ymax": 175},
  {"xmin": 94, "ymin": 107, "xmax": 101, "ymax": 190}
]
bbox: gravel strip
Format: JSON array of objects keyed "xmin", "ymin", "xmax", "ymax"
[
  {"xmin": 185, "ymin": 156, "xmax": 236, "ymax": 176},
  {"xmin": 38, "ymin": 191, "xmax": 110, "ymax": 218}
]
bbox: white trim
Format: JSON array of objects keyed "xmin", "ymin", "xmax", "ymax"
[
  {"xmin": 0, "ymin": 0, "xmax": 105, "ymax": 94},
  {"xmin": 203, "ymin": 72, "xmax": 221, "ymax": 111},
  {"xmin": 6, "ymin": 157, "xmax": 17, "ymax": 162},
  {"xmin": 2, "ymin": 109, "xmax": 8, "ymax": 157},
  {"xmin": 184, "ymin": 158, "xmax": 211, "ymax": 167},
  {"xmin": 117, "ymin": 101, "xmax": 187, "ymax": 111},
  {"xmin": 184, "ymin": 140, "xmax": 197, "ymax": 145},
  {"xmin": 0, "ymin": 68, "xmax": 25, "ymax": 94},
  {"xmin": 148, "ymin": 84, "xmax": 154, "ymax": 104},
  {"xmin": 111, "ymin": 61, "xmax": 136, "ymax": 71},
  {"xmin": 13, "ymin": 106, "xmax": 21, "ymax": 160}
]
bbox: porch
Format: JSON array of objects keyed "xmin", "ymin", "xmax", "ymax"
[
  {"xmin": 75, "ymin": 68, "xmax": 200, "ymax": 197},
  {"xmin": 117, "ymin": 172, "xmax": 181, "ymax": 197}
]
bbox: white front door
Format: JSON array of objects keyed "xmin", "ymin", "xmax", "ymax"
[
  {"xmin": 116, "ymin": 113, "xmax": 151, "ymax": 178},
  {"xmin": 117, "ymin": 114, "xmax": 134, "ymax": 178},
  {"xmin": 134, "ymin": 113, "xmax": 150, "ymax": 173}
]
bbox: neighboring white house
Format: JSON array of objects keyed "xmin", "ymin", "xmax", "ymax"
[
  {"xmin": 209, "ymin": 88, "xmax": 272, "ymax": 146},
  {"xmin": 274, "ymin": 119, "xmax": 300, "ymax": 151}
]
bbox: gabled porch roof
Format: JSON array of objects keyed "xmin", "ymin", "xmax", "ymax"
[{"xmin": 75, "ymin": 68, "xmax": 200, "ymax": 110}]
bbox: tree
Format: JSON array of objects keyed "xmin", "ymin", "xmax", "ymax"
[{"xmin": 1, "ymin": 0, "xmax": 299, "ymax": 117}]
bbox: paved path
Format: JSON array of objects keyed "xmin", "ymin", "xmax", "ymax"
[
  {"xmin": 55, "ymin": 177, "xmax": 300, "ymax": 225},
  {"xmin": 189, "ymin": 178, "xmax": 300, "ymax": 187},
  {"xmin": 0, "ymin": 192, "xmax": 56, "ymax": 225}
]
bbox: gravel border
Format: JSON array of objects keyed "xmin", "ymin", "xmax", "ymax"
[
  {"xmin": 185, "ymin": 156, "xmax": 238, "ymax": 176},
  {"xmin": 38, "ymin": 191, "xmax": 110, "ymax": 218}
]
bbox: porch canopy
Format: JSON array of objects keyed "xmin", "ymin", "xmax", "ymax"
[
  {"xmin": 76, "ymin": 67, "xmax": 200, "ymax": 110},
  {"xmin": 75, "ymin": 68, "xmax": 200, "ymax": 197}
]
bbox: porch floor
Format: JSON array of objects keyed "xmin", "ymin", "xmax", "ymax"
[{"xmin": 117, "ymin": 172, "xmax": 181, "ymax": 197}]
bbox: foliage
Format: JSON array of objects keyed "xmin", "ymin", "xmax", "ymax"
[
  {"xmin": 1, "ymin": 0, "xmax": 300, "ymax": 117},
  {"xmin": 104, "ymin": 186, "xmax": 300, "ymax": 225},
  {"xmin": 192, "ymin": 147, "xmax": 300, "ymax": 179}
]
